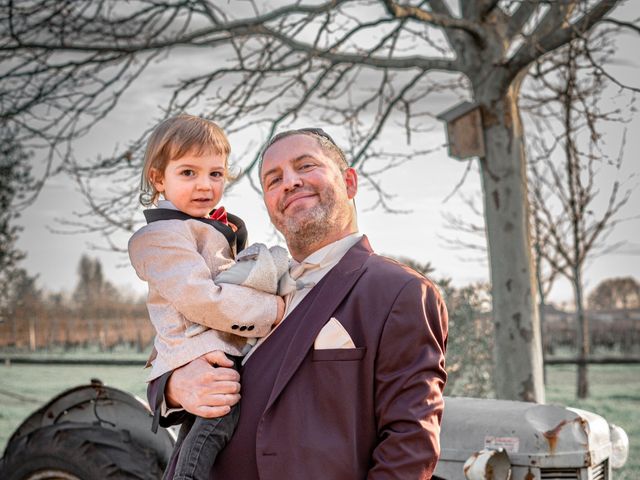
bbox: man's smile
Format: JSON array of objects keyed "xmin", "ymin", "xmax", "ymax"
[{"xmin": 282, "ymin": 191, "xmax": 317, "ymax": 211}]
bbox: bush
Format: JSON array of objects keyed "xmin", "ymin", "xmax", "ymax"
[{"xmin": 439, "ymin": 280, "xmax": 494, "ymax": 398}]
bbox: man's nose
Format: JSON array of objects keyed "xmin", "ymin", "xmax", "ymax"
[{"xmin": 282, "ymin": 169, "xmax": 302, "ymax": 191}]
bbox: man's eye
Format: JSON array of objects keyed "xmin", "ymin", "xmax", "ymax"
[
  {"xmin": 266, "ymin": 177, "xmax": 281, "ymax": 188},
  {"xmin": 299, "ymin": 163, "xmax": 315, "ymax": 171}
]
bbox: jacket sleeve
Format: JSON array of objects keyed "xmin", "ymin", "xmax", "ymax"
[
  {"xmin": 147, "ymin": 372, "xmax": 190, "ymax": 432},
  {"xmin": 368, "ymin": 277, "xmax": 448, "ymax": 480},
  {"xmin": 129, "ymin": 225, "xmax": 277, "ymax": 338}
]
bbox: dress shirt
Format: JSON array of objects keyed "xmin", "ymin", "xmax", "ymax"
[
  {"xmin": 284, "ymin": 232, "xmax": 362, "ymax": 316},
  {"xmin": 242, "ymin": 232, "xmax": 362, "ymax": 364}
]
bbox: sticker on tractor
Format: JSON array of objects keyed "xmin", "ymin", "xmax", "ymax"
[{"xmin": 484, "ymin": 435, "xmax": 520, "ymax": 453}]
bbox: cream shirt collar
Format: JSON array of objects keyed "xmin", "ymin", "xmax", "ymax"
[{"xmin": 290, "ymin": 232, "xmax": 363, "ymax": 284}]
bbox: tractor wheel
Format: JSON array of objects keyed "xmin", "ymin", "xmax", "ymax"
[{"xmin": 0, "ymin": 422, "xmax": 164, "ymax": 480}]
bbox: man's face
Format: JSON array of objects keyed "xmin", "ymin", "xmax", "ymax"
[{"xmin": 260, "ymin": 134, "xmax": 357, "ymax": 256}]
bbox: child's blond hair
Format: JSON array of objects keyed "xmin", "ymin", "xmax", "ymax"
[{"xmin": 140, "ymin": 114, "xmax": 231, "ymax": 206}]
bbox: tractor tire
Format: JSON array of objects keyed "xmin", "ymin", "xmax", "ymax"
[{"xmin": 0, "ymin": 422, "xmax": 164, "ymax": 480}]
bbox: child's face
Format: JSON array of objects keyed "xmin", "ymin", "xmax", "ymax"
[{"xmin": 152, "ymin": 151, "xmax": 226, "ymax": 217}]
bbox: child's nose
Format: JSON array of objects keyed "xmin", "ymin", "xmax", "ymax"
[{"xmin": 196, "ymin": 176, "xmax": 212, "ymax": 190}]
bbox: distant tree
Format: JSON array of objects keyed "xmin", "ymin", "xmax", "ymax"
[
  {"xmin": 439, "ymin": 279, "xmax": 494, "ymax": 398},
  {"xmin": 588, "ymin": 277, "xmax": 640, "ymax": 310},
  {"xmin": 393, "ymin": 257, "xmax": 493, "ymax": 397},
  {"xmin": 73, "ymin": 254, "xmax": 121, "ymax": 346},
  {"xmin": 392, "ymin": 257, "xmax": 435, "ymax": 278},
  {"xmin": 73, "ymin": 255, "xmax": 105, "ymax": 307},
  {"xmin": 525, "ymin": 34, "xmax": 632, "ymax": 398},
  {"xmin": 3, "ymin": 268, "xmax": 43, "ymax": 349},
  {"xmin": 43, "ymin": 291, "xmax": 71, "ymax": 348},
  {"xmin": 0, "ymin": 126, "xmax": 34, "ymax": 325}
]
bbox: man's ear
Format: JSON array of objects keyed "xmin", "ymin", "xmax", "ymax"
[
  {"xmin": 150, "ymin": 167, "xmax": 165, "ymax": 192},
  {"xmin": 343, "ymin": 168, "xmax": 358, "ymax": 199}
]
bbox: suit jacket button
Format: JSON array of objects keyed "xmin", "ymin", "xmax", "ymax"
[{"xmin": 231, "ymin": 325, "xmax": 239, "ymax": 330}]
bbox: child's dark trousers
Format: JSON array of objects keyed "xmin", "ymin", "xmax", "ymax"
[{"xmin": 164, "ymin": 355, "xmax": 241, "ymax": 480}]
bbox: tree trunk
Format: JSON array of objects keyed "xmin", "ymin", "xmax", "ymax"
[
  {"xmin": 535, "ymin": 258, "xmax": 548, "ymax": 384},
  {"xmin": 476, "ymin": 78, "xmax": 545, "ymax": 403},
  {"xmin": 573, "ymin": 269, "xmax": 589, "ymax": 398},
  {"xmin": 10, "ymin": 310, "xmax": 17, "ymax": 346},
  {"xmin": 28, "ymin": 317, "xmax": 36, "ymax": 351},
  {"xmin": 63, "ymin": 317, "xmax": 71, "ymax": 350}
]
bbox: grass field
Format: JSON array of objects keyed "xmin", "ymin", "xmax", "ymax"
[{"xmin": 0, "ymin": 358, "xmax": 637, "ymax": 478}]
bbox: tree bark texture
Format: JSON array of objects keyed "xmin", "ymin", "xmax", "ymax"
[{"xmin": 476, "ymin": 79, "xmax": 545, "ymax": 403}]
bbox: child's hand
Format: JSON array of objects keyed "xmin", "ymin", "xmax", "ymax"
[{"xmin": 273, "ymin": 296, "xmax": 286, "ymax": 326}]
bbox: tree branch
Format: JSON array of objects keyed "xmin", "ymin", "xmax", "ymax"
[
  {"xmin": 601, "ymin": 17, "xmax": 640, "ymax": 34},
  {"xmin": 509, "ymin": 0, "xmax": 619, "ymax": 73},
  {"xmin": 382, "ymin": 0, "xmax": 486, "ymax": 45},
  {"xmin": 506, "ymin": 3, "xmax": 539, "ymax": 40}
]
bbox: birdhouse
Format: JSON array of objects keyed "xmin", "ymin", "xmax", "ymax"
[{"xmin": 436, "ymin": 101, "xmax": 485, "ymax": 160}]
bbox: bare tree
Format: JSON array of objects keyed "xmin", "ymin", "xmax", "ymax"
[
  {"xmin": 72, "ymin": 254, "xmax": 121, "ymax": 347},
  {"xmin": 524, "ymin": 33, "xmax": 633, "ymax": 398},
  {"xmin": 1, "ymin": 0, "xmax": 638, "ymax": 401}
]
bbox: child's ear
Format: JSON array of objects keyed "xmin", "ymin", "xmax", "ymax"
[{"xmin": 150, "ymin": 168, "xmax": 165, "ymax": 192}]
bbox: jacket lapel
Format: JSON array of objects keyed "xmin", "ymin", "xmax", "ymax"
[{"xmin": 264, "ymin": 237, "xmax": 373, "ymax": 412}]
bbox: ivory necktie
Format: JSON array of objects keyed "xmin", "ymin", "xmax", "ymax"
[{"xmin": 278, "ymin": 261, "xmax": 320, "ymax": 295}]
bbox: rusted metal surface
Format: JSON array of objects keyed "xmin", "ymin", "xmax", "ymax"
[
  {"xmin": 463, "ymin": 449, "xmax": 511, "ymax": 480},
  {"xmin": 542, "ymin": 419, "xmax": 570, "ymax": 454},
  {"xmin": 463, "ymin": 451, "xmax": 481, "ymax": 477},
  {"xmin": 542, "ymin": 416, "xmax": 589, "ymax": 455}
]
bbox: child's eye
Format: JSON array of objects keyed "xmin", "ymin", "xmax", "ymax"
[
  {"xmin": 210, "ymin": 171, "xmax": 223, "ymax": 178},
  {"xmin": 180, "ymin": 169, "xmax": 195, "ymax": 177}
]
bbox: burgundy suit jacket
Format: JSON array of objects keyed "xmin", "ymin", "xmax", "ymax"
[{"xmin": 149, "ymin": 236, "xmax": 448, "ymax": 479}]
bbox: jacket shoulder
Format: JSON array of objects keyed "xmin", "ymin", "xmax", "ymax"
[
  {"xmin": 361, "ymin": 253, "xmax": 443, "ymax": 299},
  {"xmin": 129, "ymin": 219, "xmax": 184, "ymax": 247},
  {"xmin": 129, "ymin": 218, "xmax": 225, "ymax": 243},
  {"xmin": 365, "ymin": 253, "xmax": 434, "ymax": 284}
]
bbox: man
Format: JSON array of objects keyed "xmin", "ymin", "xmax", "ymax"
[{"xmin": 149, "ymin": 128, "xmax": 448, "ymax": 479}]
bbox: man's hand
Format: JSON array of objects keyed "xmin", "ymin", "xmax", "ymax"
[{"xmin": 165, "ymin": 351, "xmax": 241, "ymax": 418}]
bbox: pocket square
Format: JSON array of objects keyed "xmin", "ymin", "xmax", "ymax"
[{"xmin": 314, "ymin": 317, "xmax": 356, "ymax": 349}]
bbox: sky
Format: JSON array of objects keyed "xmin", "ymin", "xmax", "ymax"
[{"xmin": 13, "ymin": 3, "xmax": 640, "ymax": 308}]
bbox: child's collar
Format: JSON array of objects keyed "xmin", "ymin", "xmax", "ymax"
[{"xmin": 157, "ymin": 199, "xmax": 179, "ymax": 211}]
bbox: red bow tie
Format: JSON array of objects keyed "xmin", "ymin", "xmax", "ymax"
[{"xmin": 208, "ymin": 206, "xmax": 228, "ymax": 225}]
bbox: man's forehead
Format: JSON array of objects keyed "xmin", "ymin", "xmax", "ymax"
[
  {"xmin": 261, "ymin": 135, "xmax": 325, "ymax": 171},
  {"xmin": 264, "ymin": 133, "xmax": 321, "ymax": 156}
]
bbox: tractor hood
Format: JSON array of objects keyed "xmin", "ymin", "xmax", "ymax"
[{"xmin": 437, "ymin": 396, "xmax": 612, "ymax": 472}]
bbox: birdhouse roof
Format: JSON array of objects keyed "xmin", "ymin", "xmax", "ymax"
[{"xmin": 436, "ymin": 101, "xmax": 479, "ymax": 122}]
